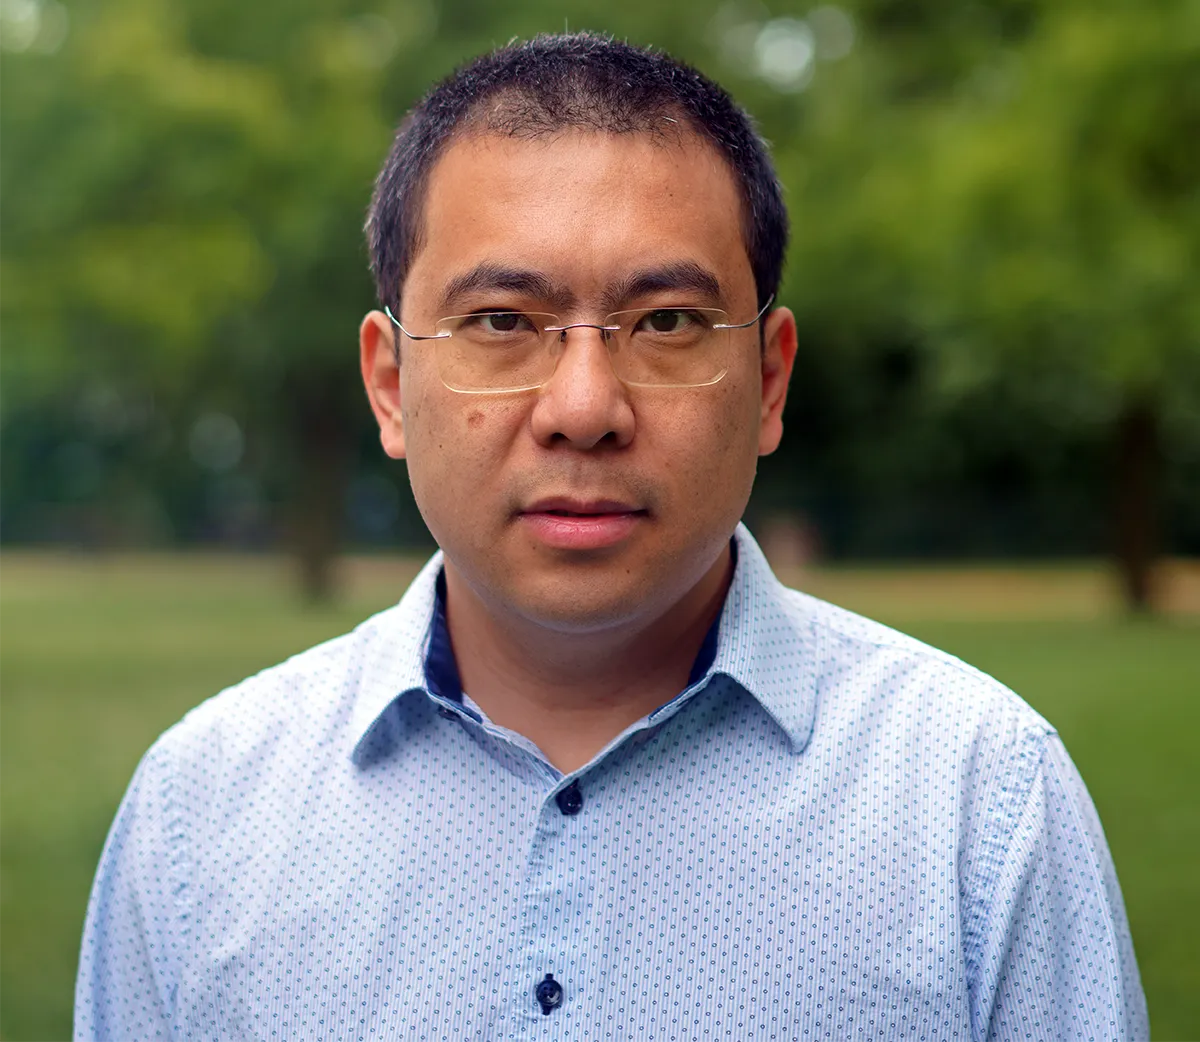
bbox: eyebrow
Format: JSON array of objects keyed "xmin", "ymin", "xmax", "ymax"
[
  {"xmin": 435, "ymin": 259, "xmax": 726, "ymax": 316},
  {"xmin": 438, "ymin": 264, "xmax": 576, "ymax": 314},
  {"xmin": 601, "ymin": 262, "xmax": 724, "ymax": 312}
]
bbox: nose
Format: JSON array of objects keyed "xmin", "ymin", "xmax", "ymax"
[{"xmin": 529, "ymin": 326, "xmax": 635, "ymax": 450}]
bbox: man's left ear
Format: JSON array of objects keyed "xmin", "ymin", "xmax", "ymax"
[
  {"xmin": 758, "ymin": 305, "xmax": 798, "ymax": 456},
  {"xmin": 360, "ymin": 310, "xmax": 407, "ymax": 460}
]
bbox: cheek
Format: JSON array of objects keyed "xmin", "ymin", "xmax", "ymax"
[
  {"xmin": 647, "ymin": 382, "xmax": 760, "ymax": 502},
  {"xmin": 454, "ymin": 398, "xmax": 528, "ymax": 443},
  {"xmin": 709, "ymin": 368, "xmax": 763, "ymax": 450},
  {"xmin": 403, "ymin": 391, "xmax": 525, "ymax": 491}
]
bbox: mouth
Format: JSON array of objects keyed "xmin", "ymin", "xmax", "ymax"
[{"xmin": 518, "ymin": 498, "xmax": 648, "ymax": 550}]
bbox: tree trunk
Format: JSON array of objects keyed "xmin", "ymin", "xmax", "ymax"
[
  {"xmin": 287, "ymin": 390, "xmax": 352, "ymax": 604},
  {"xmin": 1113, "ymin": 391, "xmax": 1160, "ymax": 612}
]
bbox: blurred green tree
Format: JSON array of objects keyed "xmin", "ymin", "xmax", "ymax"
[
  {"xmin": 908, "ymin": 2, "xmax": 1200, "ymax": 609},
  {"xmin": 4, "ymin": 0, "xmax": 402, "ymax": 596},
  {"xmin": 761, "ymin": 0, "xmax": 1200, "ymax": 609}
]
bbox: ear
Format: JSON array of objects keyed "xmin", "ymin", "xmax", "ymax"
[
  {"xmin": 758, "ymin": 305, "xmax": 798, "ymax": 457},
  {"xmin": 360, "ymin": 310, "xmax": 406, "ymax": 459}
]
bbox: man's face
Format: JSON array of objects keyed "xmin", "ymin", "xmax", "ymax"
[{"xmin": 362, "ymin": 129, "xmax": 795, "ymax": 634}]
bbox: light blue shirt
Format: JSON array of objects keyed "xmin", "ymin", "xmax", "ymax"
[{"xmin": 76, "ymin": 525, "xmax": 1147, "ymax": 1040}]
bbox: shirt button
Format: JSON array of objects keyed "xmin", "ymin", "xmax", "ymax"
[
  {"xmin": 555, "ymin": 780, "xmax": 583, "ymax": 816},
  {"xmin": 437, "ymin": 705, "xmax": 458, "ymax": 720},
  {"xmin": 535, "ymin": 973, "xmax": 563, "ymax": 1015}
]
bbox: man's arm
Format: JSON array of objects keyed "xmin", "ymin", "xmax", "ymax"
[
  {"xmin": 75, "ymin": 744, "xmax": 184, "ymax": 1041},
  {"xmin": 969, "ymin": 732, "xmax": 1148, "ymax": 1041}
]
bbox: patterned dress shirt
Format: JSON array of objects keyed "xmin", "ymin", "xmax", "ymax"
[{"xmin": 76, "ymin": 525, "xmax": 1147, "ymax": 1040}]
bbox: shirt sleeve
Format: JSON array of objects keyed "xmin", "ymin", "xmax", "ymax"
[
  {"xmin": 970, "ymin": 731, "xmax": 1149, "ymax": 1041},
  {"xmin": 75, "ymin": 743, "xmax": 186, "ymax": 1041}
]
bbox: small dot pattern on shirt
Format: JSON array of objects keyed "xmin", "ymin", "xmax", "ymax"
[{"xmin": 75, "ymin": 524, "xmax": 1148, "ymax": 1041}]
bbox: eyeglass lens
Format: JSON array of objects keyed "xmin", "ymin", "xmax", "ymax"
[{"xmin": 432, "ymin": 307, "xmax": 735, "ymax": 392}]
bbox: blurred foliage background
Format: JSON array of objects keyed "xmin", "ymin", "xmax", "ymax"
[
  {"xmin": 3, "ymin": 0, "xmax": 1198, "ymax": 603},
  {"xmin": 2, "ymin": 0, "xmax": 1200, "ymax": 1038}
]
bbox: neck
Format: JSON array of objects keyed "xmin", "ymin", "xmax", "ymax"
[{"xmin": 443, "ymin": 546, "xmax": 733, "ymax": 774}]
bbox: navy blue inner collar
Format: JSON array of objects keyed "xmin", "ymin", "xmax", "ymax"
[
  {"xmin": 424, "ymin": 570, "xmax": 465, "ymax": 703},
  {"xmin": 424, "ymin": 540, "xmax": 734, "ymax": 703}
]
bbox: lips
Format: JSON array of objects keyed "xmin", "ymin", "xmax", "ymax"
[
  {"xmin": 525, "ymin": 497, "xmax": 644, "ymax": 516},
  {"xmin": 518, "ymin": 497, "xmax": 647, "ymax": 550}
]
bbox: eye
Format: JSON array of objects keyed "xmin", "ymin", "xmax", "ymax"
[
  {"xmin": 638, "ymin": 309, "xmax": 699, "ymax": 334},
  {"xmin": 474, "ymin": 311, "xmax": 531, "ymax": 334}
]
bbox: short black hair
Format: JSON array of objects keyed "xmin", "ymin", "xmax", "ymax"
[{"xmin": 365, "ymin": 32, "xmax": 788, "ymax": 315}]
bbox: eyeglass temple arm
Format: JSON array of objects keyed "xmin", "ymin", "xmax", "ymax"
[
  {"xmin": 384, "ymin": 306, "xmax": 451, "ymax": 340},
  {"xmin": 711, "ymin": 293, "xmax": 776, "ymax": 330}
]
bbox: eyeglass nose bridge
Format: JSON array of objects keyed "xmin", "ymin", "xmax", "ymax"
[{"xmin": 543, "ymin": 320, "xmax": 623, "ymax": 342}]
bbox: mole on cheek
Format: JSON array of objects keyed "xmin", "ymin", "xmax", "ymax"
[{"xmin": 467, "ymin": 411, "xmax": 484, "ymax": 430}]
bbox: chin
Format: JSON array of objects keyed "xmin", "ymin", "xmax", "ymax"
[{"xmin": 509, "ymin": 579, "xmax": 660, "ymax": 635}]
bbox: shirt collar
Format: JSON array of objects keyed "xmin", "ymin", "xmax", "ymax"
[
  {"xmin": 348, "ymin": 552, "xmax": 443, "ymax": 761},
  {"xmin": 704, "ymin": 524, "xmax": 818, "ymax": 752},
  {"xmin": 350, "ymin": 523, "xmax": 817, "ymax": 762}
]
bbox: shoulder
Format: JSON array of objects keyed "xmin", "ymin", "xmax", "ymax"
[
  {"xmin": 772, "ymin": 585, "xmax": 1073, "ymax": 891},
  {"xmin": 731, "ymin": 525, "xmax": 1051, "ymax": 752},
  {"xmin": 767, "ymin": 583, "xmax": 1056, "ymax": 796},
  {"xmin": 147, "ymin": 601, "xmax": 418, "ymax": 789},
  {"xmin": 725, "ymin": 527, "xmax": 1054, "ymax": 770},
  {"xmin": 801, "ymin": 584, "xmax": 1047, "ymax": 721}
]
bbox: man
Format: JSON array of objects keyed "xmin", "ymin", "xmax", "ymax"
[{"xmin": 77, "ymin": 32, "xmax": 1147, "ymax": 1040}]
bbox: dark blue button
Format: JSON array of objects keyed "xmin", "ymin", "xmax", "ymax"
[
  {"xmin": 535, "ymin": 973, "xmax": 563, "ymax": 1014},
  {"xmin": 555, "ymin": 780, "xmax": 583, "ymax": 816},
  {"xmin": 437, "ymin": 705, "xmax": 458, "ymax": 720}
]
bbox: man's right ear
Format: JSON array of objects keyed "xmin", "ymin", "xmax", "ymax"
[{"xmin": 360, "ymin": 310, "xmax": 406, "ymax": 460}]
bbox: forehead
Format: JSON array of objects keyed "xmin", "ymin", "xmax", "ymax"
[{"xmin": 404, "ymin": 129, "xmax": 755, "ymax": 309}]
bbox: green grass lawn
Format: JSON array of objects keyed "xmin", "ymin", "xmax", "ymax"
[{"xmin": 2, "ymin": 552, "xmax": 1197, "ymax": 1040}]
